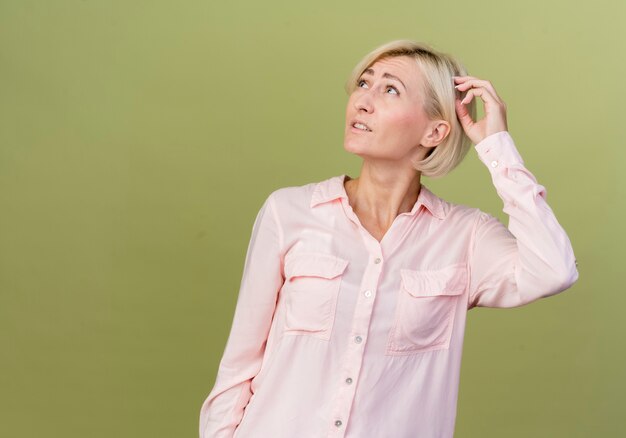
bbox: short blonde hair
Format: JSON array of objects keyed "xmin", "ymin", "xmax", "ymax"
[{"xmin": 345, "ymin": 39, "xmax": 476, "ymax": 178}]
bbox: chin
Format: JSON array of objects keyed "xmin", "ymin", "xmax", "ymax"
[
  {"xmin": 343, "ymin": 138, "xmax": 360, "ymax": 153},
  {"xmin": 343, "ymin": 140, "xmax": 368, "ymax": 158}
]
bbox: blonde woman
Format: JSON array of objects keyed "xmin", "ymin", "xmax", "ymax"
[{"xmin": 199, "ymin": 40, "xmax": 579, "ymax": 438}]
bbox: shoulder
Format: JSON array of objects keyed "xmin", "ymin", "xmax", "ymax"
[
  {"xmin": 267, "ymin": 179, "xmax": 318, "ymax": 202},
  {"xmin": 434, "ymin": 193, "xmax": 488, "ymax": 230},
  {"xmin": 264, "ymin": 175, "xmax": 328, "ymax": 213}
]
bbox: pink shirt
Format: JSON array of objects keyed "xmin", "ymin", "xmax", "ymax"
[{"xmin": 199, "ymin": 131, "xmax": 579, "ymax": 438}]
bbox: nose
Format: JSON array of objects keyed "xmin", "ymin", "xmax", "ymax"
[{"xmin": 353, "ymin": 89, "xmax": 373, "ymax": 113}]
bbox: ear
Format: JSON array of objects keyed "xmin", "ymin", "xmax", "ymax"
[{"xmin": 421, "ymin": 120, "xmax": 451, "ymax": 148}]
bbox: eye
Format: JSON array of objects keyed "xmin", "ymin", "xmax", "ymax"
[
  {"xmin": 357, "ymin": 79, "xmax": 368, "ymax": 88},
  {"xmin": 386, "ymin": 85, "xmax": 399, "ymax": 95}
]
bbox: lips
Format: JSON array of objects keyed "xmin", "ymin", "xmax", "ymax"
[{"xmin": 350, "ymin": 119, "xmax": 372, "ymax": 132}]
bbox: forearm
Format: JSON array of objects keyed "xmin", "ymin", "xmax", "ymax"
[
  {"xmin": 199, "ymin": 193, "xmax": 285, "ymax": 436},
  {"xmin": 469, "ymin": 131, "xmax": 579, "ymax": 308}
]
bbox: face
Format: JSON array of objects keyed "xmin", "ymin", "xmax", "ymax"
[{"xmin": 344, "ymin": 56, "xmax": 444, "ymax": 165}]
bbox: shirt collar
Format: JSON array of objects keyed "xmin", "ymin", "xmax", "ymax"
[{"xmin": 310, "ymin": 174, "xmax": 446, "ymax": 220}]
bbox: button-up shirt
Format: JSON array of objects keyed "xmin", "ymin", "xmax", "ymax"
[{"xmin": 199, "ymin": 130, "xmax": 579, "ymax": 438}]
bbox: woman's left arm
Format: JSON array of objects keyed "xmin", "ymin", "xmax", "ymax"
[
  {"xmin": 453, "ymin": 76, "xmax": 579, "ymax": 309},
  {"xmin": 467, "ymin": 130, "xmax": 579, "ymax": 308}
]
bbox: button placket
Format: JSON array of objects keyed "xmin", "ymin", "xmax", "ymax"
[{"xmin": 328, "ymin": 253, "xmax": 383, "ymax": 436}]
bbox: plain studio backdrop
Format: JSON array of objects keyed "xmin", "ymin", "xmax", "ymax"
[{"xmin": 1, "ymin": 1, "xmax": 624, "ymax": 437}]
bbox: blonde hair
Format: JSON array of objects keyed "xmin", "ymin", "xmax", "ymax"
[{"xmin": 344, "ymin": 39, "xmax": 476, "ymax": 178}]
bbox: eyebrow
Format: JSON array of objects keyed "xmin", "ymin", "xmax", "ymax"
[{"xmin": 361, "ymin": 68, "xmax": 407, "ymax": 91}]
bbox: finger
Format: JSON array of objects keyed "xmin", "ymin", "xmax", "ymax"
[
  {"xmin": 454, "ymin": 78, "xmax": 502, "ymax": 102},
  {"xmin": 455, "ymin": 98, "xmax": 474, "ymax": 131},
  {"xmin": 453, "ymin": 75, "xmax": 478, "ymax": 84},
  {"xmin": 460, "ymin": 86, "xmax": 499, "ymax": 107}
]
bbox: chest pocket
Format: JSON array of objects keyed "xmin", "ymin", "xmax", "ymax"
[
  {"xmin": 386, "ymin": 263, "xmax": 467, "ymax": 355},
  {"xmin": 282, "ymin": 251, "xmax": 349, "ymax": 340}
]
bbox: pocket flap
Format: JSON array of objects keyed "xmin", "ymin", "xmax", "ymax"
[
  {"xmin": 285, "ymin": 251, "xmax": 349, "ymax": 281},
  {"xmin": 400, "ymin": 264, "xmax": 467, "ymax": 297}
]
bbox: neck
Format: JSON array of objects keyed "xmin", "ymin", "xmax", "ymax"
[{"xmin": 344, "ymin": 171, "xmax": 422, "ymax": 226}]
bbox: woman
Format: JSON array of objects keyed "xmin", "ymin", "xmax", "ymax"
[{"xmin": 199, "ymin": 40, "xmax": 579, "ymax": 438}]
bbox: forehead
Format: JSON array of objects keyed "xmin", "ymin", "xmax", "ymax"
[
  {"xmin": 361, "ymin": 55, "xmax": 424, "ymax": 98},
  {"xmin": 363, "ymin": 55, "xmax": 421, "ymax": 79}
]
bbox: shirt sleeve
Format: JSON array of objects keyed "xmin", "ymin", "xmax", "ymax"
[
  {"xmin": 199, "ymin": 192, "xmax": 285, "ymax": 437},
  {"xmin": 467, "ymin": 131, "xmax": 579, "ymax": 309}
]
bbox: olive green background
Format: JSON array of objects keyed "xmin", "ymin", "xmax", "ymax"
[{"xmin": 1, "ymin": 1, "xmax": 623, "ymax": 437}]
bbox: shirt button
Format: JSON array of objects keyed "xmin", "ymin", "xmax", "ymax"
[
  {"xmin": 364, "ymin": 290, "xmax": 372, "ymax": 298},
  {"xmin": 335, "ymin": 420, "xmax": 342, "ymax": 427},
  {"xmin": 490, "ymin": 160, "xmax": 498, "ymax": 167},
  {"xmin": 374, "ymin": 257, "xmax": 381, "ymax": 264},
  {"xmin": 355, "ymin": 335, "xmax": 362, "ymax": 343},
  {"xmin": 345, "ymin": 377, "xmax": 353, "ymax": 384}
]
